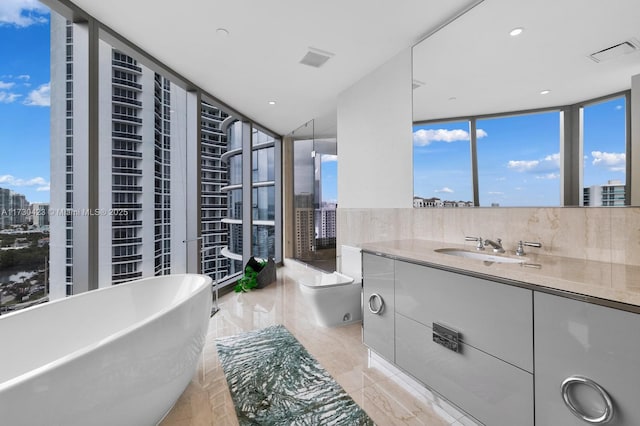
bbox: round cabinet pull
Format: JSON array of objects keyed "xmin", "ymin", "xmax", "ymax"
[
  {"xmin": 561, "ymin": 376, "xmax": 614, "ymax": 424},
  {"xmin": 368, "ymin": 293, "xmax": 384, "ymax": 315}
]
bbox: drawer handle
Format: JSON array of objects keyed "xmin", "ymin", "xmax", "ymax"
[
  {"xmin": 432, "ymin": 322, "xmax": 460, "ymax": 352},
  {"xmin": 368, "ymin": 293, "xmax": 384, "ymax": 315},
  {"xmin": 561, "ymin": 376, "xmax": 614, "ymax": 424}
]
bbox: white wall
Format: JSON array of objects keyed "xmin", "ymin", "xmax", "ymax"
[{"xmin": 337, "ymin": 48, "xmax": 413, "ymax": 209}]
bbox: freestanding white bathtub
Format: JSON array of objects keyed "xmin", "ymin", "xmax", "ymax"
[{"xmin": 0, "ymin": 273, "xmax": 212, "ymax": 426}]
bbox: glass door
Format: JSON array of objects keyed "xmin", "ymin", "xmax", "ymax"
[{"xmin": 291, "ymin": 120, "xmax": 337, "ymax": 272}]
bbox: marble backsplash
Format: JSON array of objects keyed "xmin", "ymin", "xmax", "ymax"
[{"xmin": 336, "ymin": 207, "xmax": 640, "ymax": 266}]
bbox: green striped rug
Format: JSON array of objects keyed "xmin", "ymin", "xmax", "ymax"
[{"xmin": 216, "ymin": 324, "xmax": 374, "ymax": 425}]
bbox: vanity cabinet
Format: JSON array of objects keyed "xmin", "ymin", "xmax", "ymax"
[
  {"xmin": 395, "ymin": 260, "xmax": 533, "ymax": 371},
  {"xmin": 362, "ymin": 253, "xmax": 395, "ymax": 363},
  {"xmin": 361, "ymin": 249, "xmax": 640, "ymax": 426},
  {"xmin": 394, "ymin": 260, "xmax": 533, "ymax": 426},
  {"xmin": 534, "ymin": 292, "xmax": 640, "ymax": 426}
]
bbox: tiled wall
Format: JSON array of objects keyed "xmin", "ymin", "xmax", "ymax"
[{"xmin": 337, "ymin": 207, "xmax": 640, "ymax": 266}]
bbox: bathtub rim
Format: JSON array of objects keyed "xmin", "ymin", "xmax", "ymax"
[{"xmin": 0, "ymin": 273, "xmax": 212, "ymax": 393}]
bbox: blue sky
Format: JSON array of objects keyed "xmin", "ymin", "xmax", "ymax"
[
  {"xmin": 413, "ymin": 96, "xmax": 627, "ymax": 206},
  {"xmin": 321, "ymin": 155, "xmax": 337, "ymax": 204},
  {"xmin": 0, "ymin": 0, "xmax": 51, "ymax": 203}
]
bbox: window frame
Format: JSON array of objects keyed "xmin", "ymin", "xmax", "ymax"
[{"xmin": 413, "ymin": 90, "xmax": 631, "ymax": 207}]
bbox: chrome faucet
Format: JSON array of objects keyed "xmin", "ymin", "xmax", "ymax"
[
  {"xmin": 464, "ymin": 236, "xmax": 484, "ymax": 251},
  {"xmin": 516, "ymin": 240, "xmax": 542, "ymax": 256},
  {"xmin": 484, "ymin": 238, "xmax": 505, "ymax": 253}
]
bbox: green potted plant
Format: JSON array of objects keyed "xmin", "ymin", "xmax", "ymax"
[{"xmin": 233, "ymin": 260, "xmax": 266, "ymax": 292}]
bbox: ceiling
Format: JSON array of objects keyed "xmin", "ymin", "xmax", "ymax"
[
  {"xmin": 64, "ymin": 0, "xmax": 479, "ymax": 136},
  {"xmin": 413, "ymin": 0, "xmax": 640, "ymax": 122},
  {"xmin": 61, "ymin": 0, "xmax": 640, "ymax": 135}
]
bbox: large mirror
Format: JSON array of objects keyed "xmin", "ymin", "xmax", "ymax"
[{"xmin": 412, "ymin": 0, "xmax": 640, "ymax": 207}]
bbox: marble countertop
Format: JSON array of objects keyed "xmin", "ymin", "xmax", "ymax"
[{"xmin": 359, "ymin": 239, "xmax": 640, "ymax": 310}]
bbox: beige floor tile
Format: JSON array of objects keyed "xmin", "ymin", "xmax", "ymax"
[
  {"xmin": 361, "ymin": 377, "xmax": 453, "ymax": 426},
  {"xmin": 162, "ymin": 265, "xmax": 458, "ymax": 426}
]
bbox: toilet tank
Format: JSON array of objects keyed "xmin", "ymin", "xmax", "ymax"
[{"xmin": 340, "ymin": 245, "xmax": 362, "ymax": 283}]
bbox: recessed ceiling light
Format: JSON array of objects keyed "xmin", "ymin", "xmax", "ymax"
[
  {"xmin": 509, "ymin": 27, "xmax": 524, "ymax": 37},
  {"xmin": 540, "ymin": 89, "xmax": 550, "ymax": 95},
  {"xmin": 268, "ymin": 101, "xmax": 276, "ymax": 105},
  {"xmin": 216, "ymin": 28, "xmax": 229, "ymax": 37},
  {"xmin": 448, "ymin": 96, "xmax": 457, "ymax": 101}
]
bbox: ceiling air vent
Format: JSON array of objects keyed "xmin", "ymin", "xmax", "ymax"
[
  {"xmin": 299, "ymin": 47, "xmax": 334, "ymax": 68},
  {"xmin": 589, "ymin": 38, "xmax": 640, "ymax": 63}
]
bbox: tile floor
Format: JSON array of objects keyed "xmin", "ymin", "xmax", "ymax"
[{"xmin": 160, "ymin": 262, "xmax": 481, "ymax": 426}]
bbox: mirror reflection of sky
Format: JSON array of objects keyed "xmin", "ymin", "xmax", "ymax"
[
  {"xmin": 413, "ymin": 96, "xmax": 626, "ymax": 207},
  {"xmin": 321, "ymin": 157, "xmax": 337, "ymax": 204}
]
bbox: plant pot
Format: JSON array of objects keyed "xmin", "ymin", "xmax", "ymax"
[{"xmin": 246, "ymin": 257, "xmax": 276, "ymax": 289}]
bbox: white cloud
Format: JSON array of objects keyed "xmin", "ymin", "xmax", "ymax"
[
  {"xmin": 0, "ymin": 175, "xmax": 49, "ymax": 190},
  {"xmin": 413, "ymin": 128, "xmax": 487, "ymax": 146},
  {"xmin": 0, "ymin": 91, "xmax": 21, "ymax": 103},
  {"xmin": 591, "ymin": 151, "xmax": 625, "ymax": 172},
  {"xmin": 0, "ymin": 81, "xmax": 15, "ymax": 89},
  {"xmin": 488, "ymin": 191, "xmax": 504, "ymax": 195},
  {"xmin": 321, "ymin": 154, "xmax": 337, "ymax": 163},
  {"xmin": 24, "ymin": 82, "xmax": 50, "ymax": 106},
  {"xmin": 507, "ymin": 160, "xmax": 539, "ymax": 172},
  {"xmin": 508, "ymin": 153, "xmax": 560, "ymax": 174},
  {"xmin": 17, "ymin": 74, "xmax": 30, "ymax": 81},
  {"xmin": 36, "ymin": 184, "xmax": 50, "ymax": 192},
  {"xmin": 615, "ymin": 105, "xmax": 623, "ymax": 111},
  {"xmin": 0, "ymin": 0, "xmax": 49, "ymax": 27},
  {"xmin": 435, "ymin": 187, "xmax": 454, "ymax": 193},
  {"xmin": 536, "ymin": 173, "xmax": 560, "ymax": 180}
]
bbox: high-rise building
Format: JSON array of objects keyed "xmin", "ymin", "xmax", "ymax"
[
  {"xmin": 50, "ymin": 16, "xmax": 190, "ymax": 297},
  {"xmin": 583, "ymin": 180, "xmax": 626, "ymax": 207},
  {"xmin": 200, "ymin": 101, "xmax": 230, "ymax": 282},
  {"xmin": 220, "ymin": 120, "xmax": 245, "ymax": 275},
  {"xmin": 294, "ymin": 193, "xmax": 314, "ymax": 259},
  {"xmin": 315, "ymin": 204, "xmax": 336, "ymax": 250},
  {"xmin": 31, "ymin": 202, "xmax": 50, "ymax": 228},
  {"xmin": 49, "ymin": 17, "xmax": 279, "ymax": 300},
  {"xmin": 0, "ymin": 188, "xmax": 29, "ymax": 228}
]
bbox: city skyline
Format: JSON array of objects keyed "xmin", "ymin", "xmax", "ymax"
[{"xmin": 0, "ymin": 1, "xmax": 51, "ymax": 204}]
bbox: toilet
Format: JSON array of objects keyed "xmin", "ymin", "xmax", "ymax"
[{"xmin": 298, "ymin": 245, "xmax": 362, "ymax": 327}]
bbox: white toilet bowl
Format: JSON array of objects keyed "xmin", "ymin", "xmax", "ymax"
[{"xmin": 298, "ymin": 246, "xmax": 363, "ymax": 327}]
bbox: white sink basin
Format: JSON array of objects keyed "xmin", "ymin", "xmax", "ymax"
[{"xmin": 435, "ymin": 248, "xmax": 525, "ymax": 264}]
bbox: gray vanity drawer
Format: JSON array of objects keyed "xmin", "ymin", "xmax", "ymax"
[
  {"xmin": 362, "ymin": 253, "xmax": 395, "ymax": 362},
  {"xmin": 396, "ymin": 313, "xmax": 533, "ymax": 426},
  {"xmin": 535, "ymin": 292, "xmax": 640, "ymax": 426},
  {"xmin": 395, "ymin": 260, "xmax": 533, "ymax": 372}
]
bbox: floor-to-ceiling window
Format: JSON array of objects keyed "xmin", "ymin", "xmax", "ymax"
[
  {"xmin": 290, "ymin": 119, "xmax": 337, "ymax": 272},
  {"xmin": 251, "ymin": 128, "xmax": 276, "ymax": 260},
  {"xmin": 221, "ymin": 120, "xmax": 244, "ymax": 276},
  {"xmin": 0, "ymin": 1, "xmax": 52, "ymax": 313},
  {"xmin": 200, "ymin": 101, "xmax": 230, "ymax": 282},
  {"xmin": 222, "ymin": 120, "xmax": 281, "ymax": 279},
  {"xmin": 41, "ymin": 0, "xmax": 282, "ymax": 298}
]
